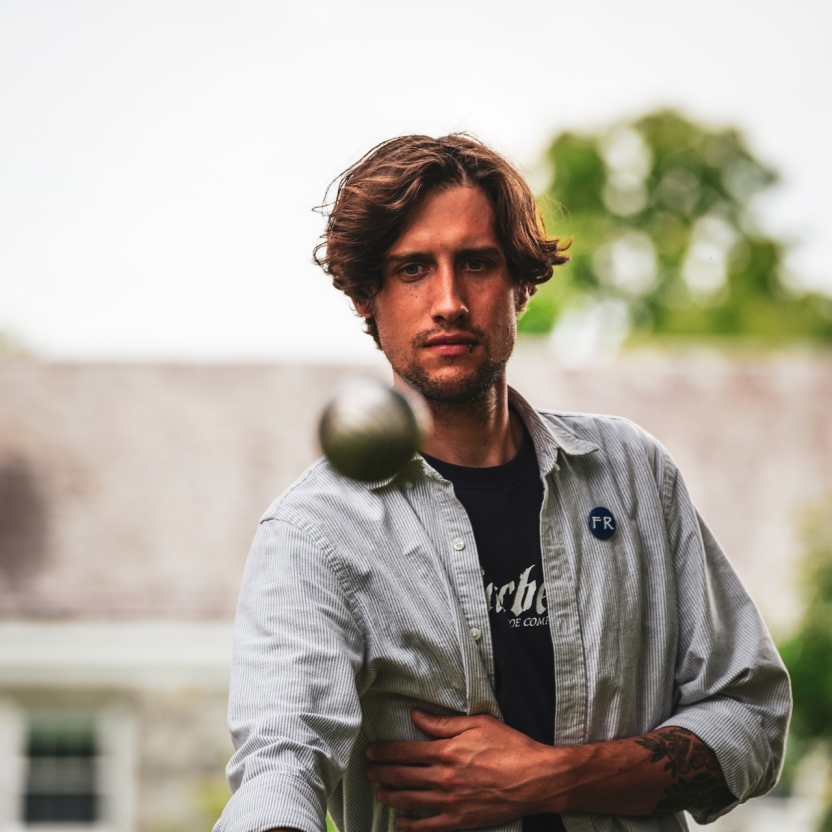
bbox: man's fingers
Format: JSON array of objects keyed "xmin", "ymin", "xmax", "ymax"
[
  {"xmin": 409, "ymin": 709, "xmax": 486, "ymax": 738},
  {"xmin": 366, "ymin": 739, "xmax": 443, "ymax": 765},
  {"xmin": 366, "ymin": 712, "xmax": 491, "ymax": 765},
  {"xmin": 375, "ymin": 786, "xmax": 446, "ymax": 810},
  {"xmin": 367, "ymin": 763, "xmax": 446, "ymax": 790}
]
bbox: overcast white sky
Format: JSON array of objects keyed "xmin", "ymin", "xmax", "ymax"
[{"xmin": 1, "ymin": 0, "xmax": 830, "ymax": 362}]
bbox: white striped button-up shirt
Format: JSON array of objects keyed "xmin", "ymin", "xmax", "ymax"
[{"xmin": 217, "ymin": 388, "xmax": 790, "ymax": 832}]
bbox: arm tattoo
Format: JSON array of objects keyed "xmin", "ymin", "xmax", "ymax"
[{"xmin": 634, "ymin": 727, "xmax": 735, "ymax": 815}]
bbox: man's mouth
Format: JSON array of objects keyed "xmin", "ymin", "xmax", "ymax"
[{"xmin": 422, "ymin": 333, "xmax": 479, "ymax": 356}]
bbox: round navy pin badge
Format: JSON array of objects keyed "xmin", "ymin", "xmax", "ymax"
[{"xmin": 588, "ymin": 506, "xmax": 616, "ymax": 540}]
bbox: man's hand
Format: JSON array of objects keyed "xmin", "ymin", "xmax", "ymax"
[
  {"xmin": 366, "ymin": 711, "xmax": 734, "ymax": 831},
  {"xmin": 366, "ymin": 710, "xmax": 563, "ymax": 831}
]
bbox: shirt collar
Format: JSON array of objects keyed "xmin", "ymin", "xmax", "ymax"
[
  {"xmin": 365, "ymin": 386, "xmax": 598, "ymax": 490},
  {"xmin": 507, "ymin": 386, "xmax": 598, "ymax": 474}
]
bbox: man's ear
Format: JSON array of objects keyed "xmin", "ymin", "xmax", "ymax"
[
  {"xmin": 353, "ymin": 297, "xmax": 374, "ymax": 319},
  {"xmin": 515, "ymin": 282, "xmax": 533, "ymax": 313}
]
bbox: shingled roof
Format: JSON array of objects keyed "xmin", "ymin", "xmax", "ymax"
[{"xmin": 1, "ymin": 354, "xmax": 830, "ymax": 634}]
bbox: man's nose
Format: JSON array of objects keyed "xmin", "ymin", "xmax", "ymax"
[{"xmin": 430, "ymin": 264, "xmax": 468, "ymax": 323}]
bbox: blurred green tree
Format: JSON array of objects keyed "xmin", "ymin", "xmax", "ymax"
[
  {"xmin": 522, "ymin": 109, "xmax": 832, "ymax": 344},
  {"xmin": 781, "ymin": 500, "xmax": 832, "ymax": 746},
  {"xmin": 779, "ymin": 495, "xmax": 832, "ymax": 830}
]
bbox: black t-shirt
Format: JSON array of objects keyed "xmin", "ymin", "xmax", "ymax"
[{"xmin": 422, "ymin": 428, "xmax": 566, "ymax": 832}]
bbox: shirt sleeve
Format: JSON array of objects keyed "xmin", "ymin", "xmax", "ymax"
[
  {"xmin": 654, "ymin": 449, "xmax": 792, "ymax": 825},
  {"xmin": 214, "ymin": 517, "xmax": 364, "ymax": 832}
]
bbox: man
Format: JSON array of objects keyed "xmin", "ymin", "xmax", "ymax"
[{"xmin": 217, "ymin": 135, "xmax": 790, "ymax": 832}]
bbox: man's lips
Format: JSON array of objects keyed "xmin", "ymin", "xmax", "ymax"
[{"xmin": 422, "ymin": 334, "xmax": 479, "ymax": 356}]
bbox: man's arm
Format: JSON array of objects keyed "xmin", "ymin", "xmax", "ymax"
[
  {"xmin": 217, "ymin": 517, "xmax": 364, "ymax": 832},
  {"xmin": 366, "ymin": 710, "xmax": 733, "ymax": 831},
  {"xmin": 649, "ymin": 445, "xmax": 791, "ymax": 817}
]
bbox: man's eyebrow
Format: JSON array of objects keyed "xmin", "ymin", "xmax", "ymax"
[
  {"xmin": 386, "ymin": 251, "xmax": 429, "ymax": 264},
  {"xmin": 386, "ymin": 246, "xmax": 505, "ymax": 264}
]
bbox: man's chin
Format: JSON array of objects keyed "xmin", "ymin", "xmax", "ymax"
[{"xmin": 397, "ymin": 361, "xmax": 504, "ymax": 406}]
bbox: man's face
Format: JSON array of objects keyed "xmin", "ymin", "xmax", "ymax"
[{"xmin": 357, "ymin": 185, "xmax": 528, "ymax": 405}]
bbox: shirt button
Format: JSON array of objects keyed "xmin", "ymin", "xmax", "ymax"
[
  {"xmin": 470, "ymin": 628, "xmax": 482, "ymax": 641},
  {"xmin": 403, "ymin": 480, "xmax": 414, "ymax": 490},
  {"xmin": 452, "ymin": 538, "xmax": 465, "ymax": 550}
]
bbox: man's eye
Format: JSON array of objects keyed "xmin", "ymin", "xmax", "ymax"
[
  {"xmin": 466, "ymin": 258, "xmax": 487, "ymax": 271},
  {"xmin": 401, "ymin": 264, "xmax": 423, "ymax": 277}
]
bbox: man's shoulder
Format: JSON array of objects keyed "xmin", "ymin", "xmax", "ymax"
[
  {"xmin": 534, "ymin": 409, "xmax": 680, "ymax": 509},
  {"xmin": 537, "ymin": 409, "xmax": 661, "ymax": 449},
  {"xmin": 259, "ymin": 455, "xmax": 381, "ymax": 531},
  {"xmin": 536, "ymin": 408, "xmax": 670, "ymax": 463}
]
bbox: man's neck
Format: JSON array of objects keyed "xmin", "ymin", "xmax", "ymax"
[{"xmin": 397, "ymin": 375, "xmax": 523, "ymax": 468}]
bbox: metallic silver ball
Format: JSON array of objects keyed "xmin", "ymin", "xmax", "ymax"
[{"xmin": 319, "ymin": 377, "xmax": 428, "ymax": 482}]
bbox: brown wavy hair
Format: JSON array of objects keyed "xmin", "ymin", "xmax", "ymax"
[{"xmin": 313, "ymin": 133, "xmax": 568, "ymax": 346}]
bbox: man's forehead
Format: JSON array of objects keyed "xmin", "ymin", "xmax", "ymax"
[
  {"xmin": 387, "ymin": 185, "xmax": 500, "ymax": 255},
  {"xmin": 386, "ymin": 245, "xmax": 505, "ymax": 265}
]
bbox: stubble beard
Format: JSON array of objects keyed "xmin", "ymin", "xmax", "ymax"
[
  {"xmin": 399, "ymin": 354, "xmax": 506, "ymax": 407},
  {"xmin": 387, "ymin": 328, "xmax": 514, "ymax": 412}
]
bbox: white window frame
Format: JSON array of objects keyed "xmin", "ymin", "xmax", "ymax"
[{"xmin": 0, "ymin": 699, "xmax": 135, "ymax": 832}]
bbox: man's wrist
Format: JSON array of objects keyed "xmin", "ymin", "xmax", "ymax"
[
  {"xmin": 533, "ymin": 728, "xmax": 734, "ymax": 818},
  {"xmin": 533, "ymin": 743, "xmax": 593, "ymax": 815}
]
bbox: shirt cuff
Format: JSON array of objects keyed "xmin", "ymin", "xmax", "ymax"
[
  {"xmin": 658, "ymin": 702, "xmax": 774, "ymax": 825},
  {"xmin": 214, "ymin": 770, "xmax": 326, "ymax": 832}
]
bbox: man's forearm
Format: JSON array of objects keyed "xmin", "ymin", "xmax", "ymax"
[
  {"xmin": 539, "ymin": 725, "xmax": 735, "ymax": 817},
  {"xmin": 367, "ymin": 712, "xmax": 735, "ymax": 830}
]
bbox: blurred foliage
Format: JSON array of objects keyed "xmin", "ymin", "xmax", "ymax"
[
  {"xmin": 522, "ymin": 109, "xmax": 832, "ymax": 342},
  {"xmin": 193, "ymin": 776, "xmax": 231, "ymax": 831},
  {"xmin": 780, "ymin": 496, "xmax": 832, "ymax": 744},
  {"xmin": 779, "ymin": 494, "xmax": 832, "ymax": 828},
  {"xmin": 191, "ymin": 776, "xmax": 339, "ymax": 831}
]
